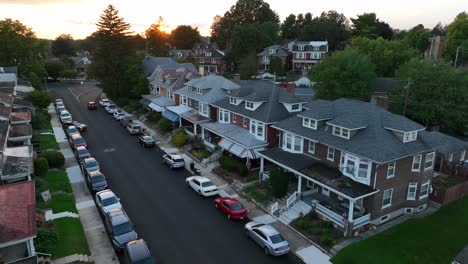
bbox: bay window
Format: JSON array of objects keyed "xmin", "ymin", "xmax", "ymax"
[
  {"xmin": 341, "ymin": 153, "xmax": 372, "ymax": 185},
  {"xmin": 219, "ymin": 109, "xmax": 230, "ymax": 123},
  {"xmin": 282, "ymin": 133, "xmax": 303, "ymax": 153},
  {"xmin": 250, "ymin": 120, "xmax": 264, "ymax": 140},
  {"xmin": 199, "ymin": 103, "xmax": 209, "ymax": 117}
]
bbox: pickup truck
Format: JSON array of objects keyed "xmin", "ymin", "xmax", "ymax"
[{"xmin": 126, "ymin": 123, "xmax": 142, "ymax": 135}]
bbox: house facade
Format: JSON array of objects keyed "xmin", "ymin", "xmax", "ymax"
[
  {"xmin": 192, "ymin": 39, "xmax": 226, "ymax": 75},
  {"xmin": 70, "ymin": 56, "xmax": 91, "ymax": 75},
  {"xmin": 259, "ymin": 99, "xmax": 455, "ymax": 231},
  {"xmin": 169, "ymin": 49, "xmax": 194, "ymax": 62},
  {"xmin": 290, "ymin": 41, "xmax": 328, "ymax": 70},
  {"xmin": 257, "ymin": 45, "xmax": 291, "ymax": 72}
]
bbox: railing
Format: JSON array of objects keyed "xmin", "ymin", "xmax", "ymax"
[
  {"xmin": 260, "ymin": 171, "xmax": 270, "ymax": 181},
  {"xmin": 270, "ymin": 201, "xmax": 278, "ymax": 215},
  {"xmin": 352, "ymin": 213, "xmax": 370, "ymax": 230},
  {"xmin": 315, "ymin": 203, "xmax": 344, "ymax": 227},
  {"xmin": 286, "ymin": 191, "xmax": 298, "ymax": 209}
]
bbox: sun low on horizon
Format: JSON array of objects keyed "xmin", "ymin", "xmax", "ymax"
[{"xmin": 0, "ymin": 0, "xmax": 466, "ymax": 40}]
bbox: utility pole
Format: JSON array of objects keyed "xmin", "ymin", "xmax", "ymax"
[
  {"xmin": 402, "ymin": 79, "xmax": 412, "ymax": 117},
  {"xmin": 453, "ymin": 45, "xmax": 461, "ymax": 68}
]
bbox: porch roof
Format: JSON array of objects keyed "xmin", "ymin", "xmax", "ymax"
[
  {"xmin": 259, "ymin": 148, "xmax": 377, "ymax": 199},
  {"xmin": 180, "ymin": 109, "xmax": 211, "ymax": 124},
  {"xmin": 201, "ymin": 122, "xmax": 267, "ymax": 148}
]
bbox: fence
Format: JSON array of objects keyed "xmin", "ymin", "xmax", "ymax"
[{"xmin": 430, "ymin": 180, "xmax": 468, "ymax": 205}]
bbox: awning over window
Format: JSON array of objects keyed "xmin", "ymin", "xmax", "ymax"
[
  {"xmin": 217, "ymin": 138, "xmax": 266, "ymax": 159},
  {"xmin": 162, "ymin": 110, "xmax": 179, "ymax": 122},
  {"xmin": 148, "ymin": 103, "xmax": 164, "ymax": 112}
]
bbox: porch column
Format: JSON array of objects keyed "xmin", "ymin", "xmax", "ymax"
[
  {"xmin": 178, "ymin": 117, "xmax": 182, "ymax": 128},
  {"xmin": 348, "ymin": 200, "xmax": 354, "ymax": 223},
  {"xmin": 259, "ymin": 157, "xmax": 264, "ymax": 181},
  {"xmin": 201, "ymin": 127, "xmax": 205, "ymax": 141},
  {"xmin": 194, "ymin": 124, "xmax": 197, "ymax": 135},
  {"xmin": 27, "ymin": 238, "xmax": 35, "ymax": 256},
  {"xmin": 297, "ymin": 174, "xmax": 302, "ymax": 194}
]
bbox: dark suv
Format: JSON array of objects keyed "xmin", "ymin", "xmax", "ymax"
[
  {"xmin": 105, "ymin": 208, "xmax": 138, "ymax": 251},
  {"xmin": 123, "ymin": 239, "xmax": 156, "ymax": 264}
]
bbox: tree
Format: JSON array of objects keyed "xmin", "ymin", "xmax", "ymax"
[
  {"xmin": 389, "ymin": 59, "xmax": 468, "ymax": 132},
  {"xmin": 121, "ymin": 55, "xmax": 149, "ymax": 99},
  {"xmin": 351, "ymin": 13, "xmax": 393, "ymax": 40},
  {"xmin": 269, "ymin": 168, "xmax": 289, "ymax": 198},
  {"xmin": 402, "ymin": 24, "xmax": 431, "ymax": 54},
  {"xmin": 45, "ymin": 60, "xmax": 66, "ymax": 80},
  {"xmin": 239, "ymin": 52, "xmax": 258, "ymax": 79},
  {"xmin": 432, "ymin": 22, "xmax": 448, "ymax": 36},
  {"xmin": 29, "ymin": 72, "xmax": 42, "ymax": 89},
  {"xmin": 51, "ymin": 34, "xmax": 75, "ymax": 57},
  {"xmin": 59, "ymin": 69, "xmax": 77, "ymax": 79},
  {"xmin": 443, "ymin": 12, "xmax": 468, "ymax": 61},
  {"xmin": 170, "ymin": 25, "xmax": 201, "ymax": 49},
  {"xmin": 230, "ymin": 22, "xmax": 278, "ymax": 59},
  {"xmin": 269, "ymin": 57, "xmax": 284, "ymax": 76},
  {"xmin": 351, "ymin": 37, "xmax": 419, "ymax": 77},
  {"xmin": 0, "ymin": 19, "xmax": 47, "ymax": 77},
  {"xmin": 210, "ymin": 0, "xmax": 279, "ymax": 49},
  {"xmin": 145, "ymin": 17, "xmax": 170, "ymax": 56},
  {"xmin": 311, "ymin": 49, "xmax": 375, "ymax": 101},
  {"xmin": 26, "ymin": 90, "xmax": 52, "ymax": 109},
  {"xmin": 91, "ymin": 5, "xmax": 133, "ymax": 99},
  {"xmin": 280, "ymin": 14, "xmax": 298, "ymax": 39}
]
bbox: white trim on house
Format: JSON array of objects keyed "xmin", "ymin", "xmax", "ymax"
[
  {"xmin": 199, "ymin": 103, "xmax": 209, "ymax": 117},
  {"xmin": 424, "ymin": 152, "xmax": 435, "ymax": 170},
  {"xmin": 282, "ymin": 132, "xmax": 303, "ymax": 153},
  {"xmin": 340, "ymin": 152, "xmax": 372, "ymax": 186},
  {"xmin": 332, "ymin": 126, "xmax": 351, "ymax": 139},
  {"xmin": 387, "ymin": 161, "xmax": 396, "ymax": 178},
  {"xmin": 250, "ymin": 120, "xmax": 265, "ymax": 140},
  {"xmin": 219, "ymin": 108, "xmax": 230, "ymax": 123},
  {"xmin": 412, "ymin": 154, "xmax": 422, "ymax": 172},
  {"xmin": 308, "ymin": 141, "xmax": 315, "ymax": 154},
  {"xmin": 407, "ymin": 183, "xmax": 417, "ymax": 200},
  {"xmin": 461, "ymin": 150, "xmax": 466, "ymax": 162},
  {"xmin": 419, "ymin": 180, "xmax": 430, "ymax": 199},
  {"xmin": 327, "ymin": 147, "xmax": 335, "ymax": 161},
  {"xmin": 302, "ymin": 117, "xmax": 317, "ymax": 130},
  {"xmin": 382, "ymin": 188, "xmax": 393, "ymax": 209},
  {"xmin": 380, "ymin": 214, "xmax": 390, "ymax": 222}
]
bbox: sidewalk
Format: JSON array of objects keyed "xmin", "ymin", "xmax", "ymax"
[
  {"xmin": 49, "ymin": 105, "xmax": 119, "ymax": 263},
  {"xmin": 133, "ymin": 117, "xmax": 332, "ymax": 264}
]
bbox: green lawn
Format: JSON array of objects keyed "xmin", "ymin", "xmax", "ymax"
[
  {"xmin": 53, "ymin": 218, "xmax": 90, "ymax": 258},
  {"xmin": 37, "ymin": 194, "xmax": 77, "ymax": 213},
  {"xmin": 47, "ymin": 171, "xmax": 72, "ymax": 193},
  {"xmin": 39, "ymin": 134, "xmax": 59, "ymax": 150},
  {"xmin": 332, "ymin": 196, "xmax": 468, "ymax": 264},
  {"xmin": 32, "ymin": 110, "xmax": 52, "ymax": 130},
  {"xmin": 242, "ymin": 185, "xmax": 271, "ymax": 205}
]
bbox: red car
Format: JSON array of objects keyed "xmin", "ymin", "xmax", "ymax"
[
  {"xmin": 87, "ymin": 101, "xmax": 97, "ymax": 110},
  {"xmin": 214, "ymin": 197, "xmax": 248, "ymax": 220}
]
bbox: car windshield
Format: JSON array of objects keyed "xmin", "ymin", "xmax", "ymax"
[
  {"xmin": 201, "ymin": 181, "xmax": 214, "ymax": 187},
  {"xmin": 62, "ymin": 114, "xmax": 71, "ymax": 118},
  {"xmin": 86, "ymin": 160, "xmax": 97, "ymax": 167},
  {"xmin": 231, "ymin": 203, "xmax": 243, "ymax": 211},
  {"xmin": 74, "ymin": 138, "xmax": 85, "ymax": 144},
  {"xmin": 113, "ymin": 222, "xmax": 133, "ymax": 236},
  {"xmin": 102, "ymin": 196, "xmax": 118, "ymax": 206},
  {"xmin": 269, "ymin": 234, "xmax": 285, "ymax": 244},
  {"xmin": 91, "ymin": 174, "xmax": 105, "ymax": 183},
  {"xmin": 69, "ymin": 128, "xmax": 78, "ymax": 133},
  {"xmin": 174, "ymin": 158, "xmax": 184, "ymax": 163},
  {"xmin": 143, "ymin": 136, "xmax": 153, "ymax": 141},
  {"xmin": 133, "ymin": 125, "xmax": 141, "ymax": 129},
  {"xmin": 78, "ymin": 149, "xmax": 88, "ymax": 155}
]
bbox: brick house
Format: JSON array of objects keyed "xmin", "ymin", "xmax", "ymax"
[
  {"xmin": 258, "ymin": 98, "xmax": 459, "ymax": 231},
  {"xmin": 290, "ymin": 40, "xmax": 328, "ymax": 70},
  {"xmin": 192, "ymin": 39, "xmax": 226, "ymax": 75},
  {"xmin": 169, "ymin": 49, "xmax": 194, "ymax": 62},
  {"xmin": 432, "ymin": 133, "xmax": 468, "ymax": 179},
  {"xmin": 200, "ymin": 81, "xmax": 306, "ymax": 165},
  {"xmin": 257, "ymin": 45, "xmax": 291, "ymax": 72}
]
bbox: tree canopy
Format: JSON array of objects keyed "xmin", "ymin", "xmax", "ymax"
[
  {"xmin": 310, "ymin": 49, "xmax": 375, "ymax": 101},
  {"xmin": 145, "ymin": 17, "xmax": 170, "ymax": 56},
  {"xmin": 239, "ymin": 52, "xmax": 258, "ymax": 79},
  {"xmin": 269, "ymin": 57, "xmax": 284, "ymax": 76},
  {"xmin": 51, "ymin": 34, "xmax": 76, "ymax": 57},
  {"xmin": 443, "ymin": 12, "xmax": 468, "ymax": 62},
  {"xmin": 401, "ymin": 24, "xmax": 431, "ymax": 54},
  {"xmin": 170, "ymin": 25, "xmax": 201, "ymax": 50},
  {"xmin": 351, "ymin": 13, "xmax": 393, "ymax": 40},
  {"xmin": 230, "ymin": 22, "xmax": 278, "ymax": 59},
  {"xmin": 45, "ymin": 60, "xmax": 66, "ymax": 80}
]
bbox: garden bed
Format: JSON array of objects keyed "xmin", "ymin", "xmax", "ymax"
[
  {"xmin": 292, "ymin": 212, "xmax": 343, "ymax": 250},
  {"xmin": 242, "ymin": 183, "xmax": 273, "ymax": 206},
  {"xmin": 213, "ymin": 165, "xmax": 258, "ymax": 184}
]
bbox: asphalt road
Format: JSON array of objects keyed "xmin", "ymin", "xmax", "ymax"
[{"xmin": 48, "ymin": 81, "xmax": 304, "ymax": 264}]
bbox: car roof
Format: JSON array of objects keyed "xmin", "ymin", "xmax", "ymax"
[
  {"xmin": 76, "ymin": 146, "xmax": 87, "ymax": 151},
  {"xmin": 71, "ymin": 134, "xmax": 82, "ymax": 139},
  {"xmin": 60, "ymin": 110, "xmax": 70, "ymax": 114},
  {"xmin": 101, "ymin": 98, "xmax": 110, "ymax": 101},
  {"xmin": 97, "ymin": 189, "xmax": 116, "ymax": 199},
  {"xmin": 256, "ymin": 224, "xmax": 280, "ymax": 236},
  {"xmin": 68, "ymin": 126, "xmax": 77, "ymax": 130},
  {"xmin": 109, "ymin": 208, "xmax": 129, "ymax": 225},
  {"xmin": 169, "ymin": 154, "xmax": 182, "ymax": 159},
  {"xmin": 88, "ymin": 101, "xmax": 95, "ymax": 104},
  {"xmin": 89, "ymin": 170, "xmax": 104, "ymax": 177},
  {"xmin": 126, "ymin": 239, "xmax": 151, "ymax": 261},
  {"xmin": 194, "ymin": 176, "xmax": 211, "ymax": 183},
  {"xmin": 84, "ymin": 157, "xmax": 96, "ymax": 163},
  {"xmin": 222, "ymin": 198, "xmax": 240, "ymax": 205}
]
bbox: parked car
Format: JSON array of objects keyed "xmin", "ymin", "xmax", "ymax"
[
  {"xmin": 72, "ymin": 121, "xmax": 87, "ymax": 132},
  {"xmin": 121, "ymin": 118, "xmax": 134, "ymax": 128},
  {"xmin": 113, "ymin": 110, "xmax": 125, "ymax": 120},
  {"xmin": 123, "ymin": 239, "xmax": 156, "ymax": 264},
  {"xmin": 69, "ymin": 134, "xmax": 87, "ymax": 149},
  {"xmin": 59, "ymin": 110, "xmax": 72, "ymax": 124},
  {"xmin": 66, "ymin": 126, "xmax": 80, "ymax": 138},
  {"xmin": 81, "ymin": 157, "xmax": 99, "ymax": 176},
  {"xmin": 99, "ymin": 98, "xmax": 111, "ymax": 107},
  {"xmin": 138, "ymin": 135, "xmax": 155, "ymax": 147},
  {"xmin": 186, "ymin": 176, "xmax": 218, "ymax": 196},
  {"xmin": 126, "ymin": 123, "xmax": 142, "ymax": 135},
  {"xmin": 105, "ymin": 104, "xmax": 117, "ymax": 114},
  {"xmin": 87, "ymin": 101, "xmax": 97, "ymax": 110},
  {"xmin": 162, "ymin": 154, "xmax": 185, "ymax": 169},
  {"xmin": 55, "ymin": 98, "xmax": 63, "ymax": 106},
  {"xmin": 87, "ymin": 171, "xmax": 108, "ymax": 192},
  {"xmin": 104, "ymin": 208, "xmax": 138, "ymax": 251},
  {"xmin": 75, "ymin": 146, "xmax": 91, "ymax": 161},
  {"xmin": 244, "ymin": 222, "xmax": 290, "ymax": 256},
  {"xmin": 214, "ymin": 197, "xmax": 248, "ymax": 220},
  {"xmin": 55, "ymin": 101, "xmax": 65, "ymax": 110},
  {"xmin": 96, "ymin": 189, "xmax": 122, "ymax": 215}
]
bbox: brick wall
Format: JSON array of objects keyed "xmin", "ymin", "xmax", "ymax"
[
  {"xmin": 174, "ymin": 94, "xmax": 180, "ymax": 105},
  {"xmin": 266, "ymin": 125, "xmax": 279, "ymax": 148}
]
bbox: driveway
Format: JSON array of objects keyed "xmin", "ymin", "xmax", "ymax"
[{"xmin": 48, "ymin": 82, "xmax": 304, "ymax": 264}]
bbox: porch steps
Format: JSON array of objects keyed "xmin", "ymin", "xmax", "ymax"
[{"xmin": 278, "ymin": 200, "xmax": 312, "ymax": 225}]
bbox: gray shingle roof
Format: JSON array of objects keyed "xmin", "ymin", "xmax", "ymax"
[
  {"xmin": 212, "ymin": 80, "xmax": 305, "ymax": 123},
  {"xmin": 0, "ymin": 66, "xmax": 18, "ymax": 75},
  {"xmin": 0, "ymin": 73, "xmax": 16, "ymax": 88},
  {"xmin": 169, "ymin": 49, "xmax": 193, "ymax": 60},
  {"xmin": 257, "ymin": 45, "xmax": 290, "ymax": 57},
  {"xmin": 423, "ymin": 132, "xmax": 468, "ymax": 155},
  {"xmin": 177, "ymin": 75, "xmax": 240, "ymax": 104},
  {"xmin": 194, "ymin": 49, "xmax": 224, "ymax": 58},
  {"xmin": 275, "ymin": 98, "xmax": 448, "ymax": 163},
  {"xmin": 141, "ymin": 56, "xmax": 177, "ymax": 77},
  {"xmin": 0, "ymin": 121, "xmax": 9, "ymax": 152},
  {"xmin": 201, "ymin": 122, "xmax": 266, "ymax": 148}
]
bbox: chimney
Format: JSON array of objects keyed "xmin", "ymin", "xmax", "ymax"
[
  {"xmin": 233, "ymin": 73, "xmax": 240, "ymax": 84},
  {"xmin": 287, "ymin": 82, "xmax": 296, "ymax": 94},
  {"xmin": 376, "ymin": 96, "xmax": 389, "ymax": 110}
]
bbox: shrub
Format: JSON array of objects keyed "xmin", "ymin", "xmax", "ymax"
[
  {"xmin": 320, "ymin": 235, "xmax": 337, "ymax": 247},
  {"xmin": 26, "ymin": 90, "xmax": 52, "ymax": 109},
  {"xmin": 35, "ymin": 227, "xmax": 58, "ymax": 253},
  {"xmin": 219, "ymin": 155, "xmax": 247, "ymax": 176},
  {"xmin": 147, "ymin": 112, "xmax": 162, "ymax": 124},
  {"xmin": 32, "ymin": 110, "xmax": 51, "ymax": 130},
  {"xmin": 115, "ymin": 98, "xmax": 129, "ymax": 107},
  {"xmin": 269, "ymin": 168, "xmax": 289, "ymax": 198},
  {"xmin": 39, "ymin": 151, "xmax": 65, "ymax": 168},
  {"xmin": 319, "ymin": 221, "xmax": 334, "ymax": 229},
  {"xmin": 171, "ymin": 131, "xmax": 188, "ymax": 147},
  {"xmin": 157, "ymin": 118, "xmax": 172, "ymax": 132},
  {"xmin": 34, "ymin": 157, "xmax": 49, "ymax": 177}
]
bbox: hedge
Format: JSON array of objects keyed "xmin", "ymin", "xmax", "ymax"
[
  {"xmin": 171, "ymin": 131, "xmax": 188, "ymax": 147},
  {"xmin": 157, "ymin": 118, "xmax": 172, "ymax": 132},
  {"xmin": 39, "ymin": 151, "xmax": 65, "ymax": 168},
  {"xmin": 269, "ymin": 168, "xmax": 289, "ymax": 198},
  {"xmin": 219, "ymin": 155, "xmax": 247, "ymax": 176},
  {"xmin": 34, "ymin": 157, "xmax": 49, "ymax": 177}
]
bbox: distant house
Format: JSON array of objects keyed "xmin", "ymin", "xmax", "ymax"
[
  {"xmin": 141, "ymin": 56, "xmax": 177, "ymax": 78},
  {"xmin": 70, "ymin": 56, "xmax": 91, "ymax": 75},
  {"xmin": 257, "ymin": 45, "xmax": 291, "ymax": 72},
  {"xmin": 290, "ymin": 40, "xmax": 328, "ymax": 70},
  {"xmin": 192, "ymin": 39, "xmax": 226, "ymax": 75},
  {"xmin": 169, "ymin": 49, "xmax": 194, "ymax": 62}
]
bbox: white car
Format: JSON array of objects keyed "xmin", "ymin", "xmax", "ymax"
[
  {"xmin": 113, "ymin": 110, "xmax": 125, "ymax": 120},
  {"xmin": 59, "ymin": 110, "xmax": 72, "ymax": 124},
  {"xmin": 105, "ymin": 104, "xmax": 117, "ymax": 114},
  {"xmin": 96, "ymin": 189, "xmax": 122, "ymax": 214},
  {"xmin": 99, "ymin": 98, "xmax": 111, "ymax": 107},
  {"xmin": 244, "ymin": 222, "xmax": 290, "ymax": 256},
  {"xmin": 186, "ymin": 176, "xmax": 219, "ymax": 196}
]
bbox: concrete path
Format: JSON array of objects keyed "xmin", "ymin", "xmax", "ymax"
[{"xmin": 44, "ymin": 210, "xmax": 79, "ymax": 221}]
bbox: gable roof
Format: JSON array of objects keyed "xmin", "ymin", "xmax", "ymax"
[
  {"xmin": 257, "ymin": 45, "xmax": 290, "ymax": 57},
  {"xmin": 176, "ymin": 75, "xmax": 240, "ymax": 104},
  {"xmin": 141, "ymin": 56, "xmax": 177, "ymax": 77},
  {"xmin": 0, "ymin": 181, "xmax": 36, "ymax": 243},
  {"xmin": 169, "ymin": 49, "xmax": 193, "ymax": 60},
  {"xmin": 194, "ymin": 48, "xmax": 225, "ymax": 58}
]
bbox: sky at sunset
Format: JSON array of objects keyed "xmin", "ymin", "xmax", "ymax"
[{"xmin": 1, "ymin": 0, "xmax": 467, "ymax": 40}]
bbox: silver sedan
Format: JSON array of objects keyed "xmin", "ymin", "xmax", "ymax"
[{"xmin": 244, "ymin": 221, "xmax": 290, "ymax": 256}]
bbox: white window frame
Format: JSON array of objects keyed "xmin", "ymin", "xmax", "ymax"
[
  {"xmin": 211, "ymin": 58, "xmax": 216, "ymax": 64},
  {"xmin": 302, "ymin": 118, "xmax": 317, "ymax": 130},
  {"xmin": 232, "ymin": 114, "xmax": 236, "ymax": 123},
  {"xmin": 424, "ymin": 152, "xmax": 435, "ymax": 170},
  {"xmin": 407, "ymin": 183, "xmax": 417, "ymax": 200},
  {"xmin": 243, "ymin": 118, "xmax": 248, "ymax": 128},
  {"xmin": 199, "ymin": 103, "xmax": 209, "ymax": 117},
  {"xmin": 180, "ymin": 96, "xmax": 187, "ymax": 106},
  {"xmin": 322, "ymin": 187, "xmax": 330, "ymax": 196},
  {"xmin": 199, "ymin": 58, "xmax": 204, "ymax": 64},
  {"xmin": 168, "ymin": 91, "xmax": 174, "ymax": 100},
  {"xmin": 230, "ymin": 97, "xmax": 237, "ymax": 105},
  {"xmin": 298, "ymin": 45, "xmax": 305, "ymax": 51},
  {"xmin": 282, "ymin": 133, "xmax": 303, "ymax": 153},
  {"xmin": 291, "ymin": 104, "xmax": 300, "ymax": 111},
  {"xmin": 196, "ymin": 88, "xmax": 203, "ymax": 95},
  {"xmin": 419, "ymin": 181, "xmax": 430, "ymax": 199},
  {"xmin": 250, "ymin": 120, "xmax": 264, "ymax": 140},
  {"xmin": 219, "ymin": 109, "xmax": 230, "ymax": 123},
  {"xmin": 403, "ymin": 131, "xmax": 418, "ymax": 143},
  {"xmin": 412, "ymin": 154, "xmax": 422, "ymax": 172},
  {"xmin": 341, "ymin": 153, "xmax": 372, "ymax": 184},
  {"xmin": 387, "ymin": 161, "xmax": 396, "ymax": 178},
  {"xmin": 245, "ymin": 101, "xmax": 254, "ymax": 110},
  {"xmin": 332, "ymin": 126, "xmax": 350, "ymax": 139},
  {"xmin": 448, "ymin": 153, "xmax": 453, "ymax": 162},
  {"xmin": 327, "ymin": 147, "xmax": 335, "ymax": 161},
  {"xmin": 308, "ymin": 141, "xmax": 315, "ymax": 154},
  {"xmin": 461, "ymin": 150, "xmax": 466, "ymax": 162},
  {"xmin": 263, "ymin": 56, "xmax": 268, "ymax": 61},
  {"xmin": 382, "ymin": 188, "xmax": 393, "ymax": 209},
  {"xmin": 297, "ymin": 52, "xmax": 305, "ymax": 59},
  {"xmin": 205, "ymin": 52, "xmax": 212, "ymax": 57},
  {"xmin": 187, "ymin": 86, "xmax": 193, "ymax": 92}
]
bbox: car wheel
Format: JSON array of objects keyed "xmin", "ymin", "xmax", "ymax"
[
  {"xmin": 227, "ymin": 214, "xmax": 231, "ymax": 220},
  {"xmin": 264, "ymin": 246, "xmax": 269, "ymax": 255}
]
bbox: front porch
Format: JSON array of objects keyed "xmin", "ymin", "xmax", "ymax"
[{"xmin": 180, "ymin": 109, "xmax": 210, "ymax": 137}]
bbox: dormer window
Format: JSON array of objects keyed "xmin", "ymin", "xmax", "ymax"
[
  {"xmin": 196, "ymin": 88, "xmax": 203, "ymax": 94},
  {"xmin": 205, "ymin": 52, "xmax": 212, "ymax": 57},
  {"xmin": 291, "ymin": 104, "xmax": 300, "ymax": 111},
  {"xmin": 177, "ymin": 52, "xmax": 183, "ymax": 58},
  {"xmin": 245, "ymin": 101, "xmax": 254, "ymax": 110},
  {"xmin": 403, "ymin": 131, "xmax": 418, "ymax": 143},
  {"xmin": 230, "ymin": 97, "xmax": 237, "ymax": 105},
  {"xmin": 303, "ymin": 118, "xmax": 317, "ymax": 130},
  {"xmin": 269, "ymin": 49, "xmax": 276, "ymax": 54},
  {"xmin": 187, "ymin": 86, "xmax": 193, "ymax": 92},
  {"xmin": 298, "ymin": 45, "xmax": 305, "ymax": 51},
  {"xmin": 332, "ymin": 126, "xmax": 350, "ymax": 139}
]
